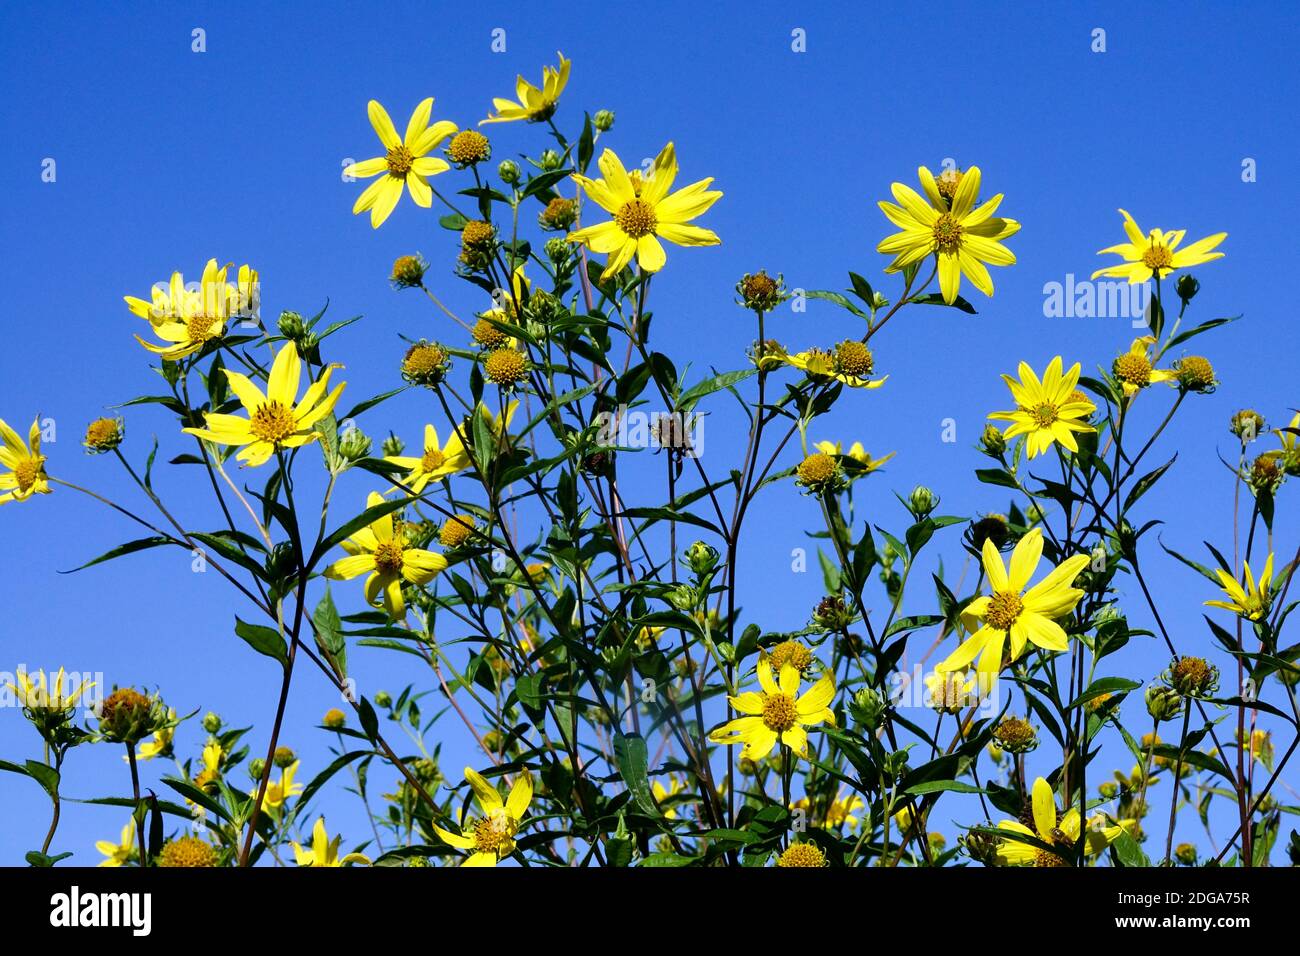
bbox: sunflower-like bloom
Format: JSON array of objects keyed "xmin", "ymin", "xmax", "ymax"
[
  {"xmin": 785, "ymin": 343, "xmax": 888, "ymax": 389},
  {"xmin": 988, "ymin": 357, "xmax": 1095, "ymax": 458},
  {"xmin": 1091, "ymin": 209, "xmax": 1226, "ymax": 284},
  {"xmin": 132, "ymin": 258, "xmax": 232, "ymax": 360},
  {"xmin": 995, "ymin": 777, "xmax": 1125, "ymax": 866},
  {"xmin": 813, "ymin": 441, "xmax": 895, "ymax": 472},
  {"xmin": 925, "ymin": 669, "xmax": 978, "ymax": 713},
  {"xmin": 324, "ymin": 492, "xmax": 448, "ymax": 619},
  {"xmin": 433, "ymin": 767, "xmax": 533, "ymax": 867},
  {"xmin": 568, "ymin": 143, "xmax": 722, "ymax": 280},
  {"xmin": 292, "ymin": 817, "xmax": 371, "ymax": 867},
  {"xmin": 480, "ymin": 52, "xmax": 570, "ymax": 125},
  {"xmin": 0, "ymin": 417, "xmax": 50, "ymax": 504},
  {"xmin": 124, "ymin": 267, "xmax": 189, "ymax": 326},
  {"xmin": 183, "ymin": 342, "xmax": 345, "ymax": 468},
  {"xmin": 384, "ymin": 424, "xmax": 470, "ymax": 493},
  {"xmin": 345, "ymin": 98, "xmax": 457, "ymax": 228},
  {"xmin": 937, "ymin": 528, "xmax": 1090, "ymax": 681},
  {"xmin": 95, "ymin": 821, "xmax": 137, "ymax": 867},
  {"xmin": 1205, "ymin": 553, "xmax": 1274, "ymax": 621},
  {"xmin": 876, "ymin": 166, "xmax": 1020, "ymax": 304},
  {"xmin": 1112, "ymin": 336, "xmax": 1175, "ymax": 397},
  {"xmin": 708, "ymin": 659, "xmax": 836, "ymax": 761},
  {"xmin": 257, "ymin": 760, "xmax": 303, "ymax": 810}
]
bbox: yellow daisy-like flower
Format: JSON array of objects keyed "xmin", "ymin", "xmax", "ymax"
[
  {"xmin": 1205, "ymin": 553, "xmax": 1274, "ymax": 621},
  {"xmin": 385, "ymin": 424, "xmax": 470, "ymax": 494},
  {"xmin": 568, "ymin": 143, "xmax": 722, "ymax": 280},
  {"xmin": 124, "ymin": 267, "xmax": 189, "ymax": 326},
  {"xmin": 7, "ymin": 667, "xmax": 92, "ymax": 711},
  {"xmin": 988, "ymin": 356, "xmax": 1095, "ymax": 459},
  {"xmin": 228, "ymin": 263, "xmax": 260, "ymax": 320},
  {"xmin": 876, "ymin": 165, "xmax": 1020, "ymax": 304},
  {"xmin": 258, "ymin": 759, "xmax": 303, "ymax": 809},
  {"xmin": 134, "ymin": 708, "xmax": 176, "ymax": 760},
  {"xmin": 0, "ymin": 417, "xmax": 51, "ymax": 505},
  {"xmin": 653, "ymin": 776, "xmax": 685, "ymax": 819},
  {"xmin": 323, "ymin": 492, "xmax": 449, "ymax": 620},
  {"xmin": 433, "ymin": 767, "xmax": 533, "ymax": 867},
  {"xmin": 480, "ymin": 52, "xmax": 571, "ymax": 125},
  {"xmin": 1091, "ymin": 209, "xmax": 1226, "ymax": 284},
  {"xmin": 132, "ymin": 258, "xmax": 231, "ymax": 360},
  {"xmin": 785, "ymin": 345, "xmax": 888, "ymax": 390},
  {"xmin": 924, "ymin": 668, "xmax": 979, "ymax": 713},
  {"xmin": 95, "ymin": 821, "xmax": 136, "ymax": 867},
  {"xmin": 345, "ymin": 98, "xmax": 457, "ymax": 228},
  {"xmin": 791, "ymin": 792, "xmax": 866, "ymax": 830},
  {"xmin": 995, "ymin": 777, "xmax": 1125, "ymax": 866},
  {"xmin": 937, "ymin": 528, "xmax": 1090, "ymax": 682},
  {"xmin": 182, "ymin": 341, "xmax": 345, "ymax": 468},
  {"xmin": 1112, "ymin": 336, "xmax": 1176, "ymax": 397},
  {"xmin": 813, "ymin": 441, "xmax": 895, "ymax": 472},
  {"xmin": 292, "ymin": 817, "xmax": 371, "ymax": 867},
  {"xmin": 707, "ymin": 659, "xmax": 836, "ymax": 761}
]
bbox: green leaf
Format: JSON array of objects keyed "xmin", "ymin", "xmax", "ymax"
[
  {"xmin": 1124, "ymin": 455, "xmax": 1176, "ymax": 512},
  {"xmin": 975, "ymin": 468, "xmax": 1019, "ymax": 490},
  {"xmin": 1110, "ymin": 828, "xmax": 1150, "ymax": 867},
  {"xmin": 804, "ymin": 289, "xmax": 867, "ymax": 318},
  {"xmin": 59, "ymin": 536, "xmax": 176, "ymax": 573},
  {"xmin": 1067, "ymin": 677, "xmax": 1141, "ymax": 711},
  {"xmin": 234, "ymin": 616, "xmax": 288, "ymax": 667},
  {"xmin": 613, "ymin": 733, "xmax": 660, "ymax": 818},
  {"xmin": 908, "ymin": 292, "xmax": 977, "ymax": 314},
  {"xmin": 678, "ymin": 369, "xmax": 757, "ymax": 412},
  {"xmin": 312, "ymin": 587, "xmax": 346, "ymax": 673},
  {"xmin": 905, "ymin": 780, "xmax": 986, "ymax": 796},
  {"xmin": 299, "ymin": 750, "xmax": 372, "ymax": 809}
]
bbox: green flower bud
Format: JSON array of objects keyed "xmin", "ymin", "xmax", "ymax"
[
  {"xmin": 538, "ymin": 149, "xmax": 562, "ymax": 171},
  {"xmin": 908, "ymin": 485, "xmax": 938, "ymax": 518},
  {"xmin": 1175, "ymin": 842, "xmax": 1198, "ymax": 866},
  {"xmin": 338, "ymin": 426, "xmax": 372, "ymax": 462},
  {"xmin": 684, "ymin": 541, "xmax": 719, "ymax": 575},
  {"xmin": 1230, "ymin": 409, "xmax": 1265, "ymax": 442},
  {"xmin": 497, "ymin": 160, "xmax": 521, "ymax": 185},
  {"xmin": 380, "ymin": 433, "xmax": 405, "ymax": 458},
  {"xmin": 978, "ymin": 424, "xmax": 1007, "ymax": 457},
  {"xmin": 1145, "ymin": 684, "xmax": 1183, "ymax": 722},
  {"xmin": 850, "ymin": 687, "xmax": 886, "ymax": 730},
  {"xmin": 98, "ymin": 688, "xmax": 167, "ymax": 745},
  {"xmin": 374, "ymin": 691, "xmax": 393, "ymax": 708},
  {"xmin": 273, "ymin": 746, "xmax": 296, "ymax": 769},
  {"xmin": 1175, "ymin": 274, "xmax": 1200, "ymax": 302},
  {"xmin": 277, "ymin": 310, "xmax": 307, "ymax": 340},
  {"xmin": 248, "ymin": 758, "xmax": 266, "ymax": 780},
  {"xmin": 593, "ymin": 110, "xmax": 615, "ymax": 132},
  {"xmin": 544, "ymin": 236, "xmax": 570, "ymax": 262},
  {"xmin": 322, "ymin": 708, "xmax": 346, "ymax": 730},
  {"xmin": 202, "ymin": 711, "xmax": 222, "ymax": 734}
]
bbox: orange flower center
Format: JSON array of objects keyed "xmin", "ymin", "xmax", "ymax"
[
  {"xmin": 420, "ymin": 448, "xmax": 446, "ymax": 473},
  {"xmin": 615, "ymin": 199, "xmax": 657, "ymax": 238},
  {"xmin": 373, "ymin": 540, "xmax": 404, "ymax": 575},
  {"xmin": 386, "ymin": 144, "xmax": 415, "ymax": 177},
  {"xmin": 249, "ymin": 401, "xmax": 296, "ymax": 443},
  {"xmin": 761, "ymin": 693, "xmax": 798, "ymax": 732},
  {"xmin": 932, "ymin": 213, "xmax": 964, "ymax": 253},
  {"xmin": 1029, "ymin": 401, "xmax": 1059, "ymax": 428},
  {"xmin": 985, "ymin": 590, "xmax": 1024, "ymax": 631},
  {"xmin": 14, "ymin": 458, "xmax": 40, "ymax": 492},
  {"xmin": 473, "ymin": 811, "xmax": 516, "ymax": 853},
  {"xmin": 186, "ymin": 312, "xmax": 219, "ymax": 344}
]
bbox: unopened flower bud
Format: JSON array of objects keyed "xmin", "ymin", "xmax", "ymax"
[
  {"xmin": 322, "ymin": 708, "xmax": 346, "ymax": 730},
  {"xmin": 1230, "ymin": 409, "xmax": 1265, "ymax": 442},
  {"xmin": 338, "ymin": 426, "xmax": 371, "ymax": 462},
  {"xmin": 273, "ymin": 746, "xmax": 296, "ymax": 769},
  {"xmin": 381, "ymin": 433, "xmax": 405, "ymax": 457},
  {"xmin": 978, "ymin": 424, "xmax": 1007, "ymax": 457},
  {"xmin": 538, "ymin": 149, "xmax": 561, "ymax": 171},
  {"xmin": 684, "ymin": 541, "xmax": 719, "ymax": 575},
  {"xmin": 909, "ymin": 485, "xmax": 938, "ymax": 518},
  {"xmin": 1176, "ymin": 274, "xmax": 1200, "ymax": 302},
  {"xmin": 202, "ymin": 711, "xmax": 222, "ymax": 734},
  {"xmin": 1145, "ymin": 684, "xmax": 1183, "ymax": 722},
  {"xmin": 497, "ymin": 160, "xmax": 521, "ymax": 185},
  {"xmin": 390, "ymin": 254, "xmax": 428, "ymax": 289},
  {"xmin": 593, "ymin": 110, "xmax": 615, "ymax": 132},
  {"xmin": 850, "ymin": 687, "xmax": 886, "ymax": 730}
]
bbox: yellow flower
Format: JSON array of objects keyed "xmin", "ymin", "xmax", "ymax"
[
  {"xmin": 925, "ymin": 669, "xmax": 978, "ymax": 712},
  {"xmin": 0, "ymin": 417, "xmax": 51, "ymax": 504},
  {"xmin": 1091, "ymin": 209, "xmax": 1226, "ymax": 284},
  {"xmin": 480, "ymin": 52, "xmax": 570, "ymax": 125},
  {"xmin": 324, "ymin": 492, "xmax": 449, "ymax": 619},
  {"xmin": 95, "ymin": 822, "xmax": 136, "ymax": 867},
  {"xmin": 1112, "ymin": 336, "xmax": 1175, "ymax": 397},
  {"xmin": 385, "ymin": 424, "xmax": 470, "ymax": 493},
  {"xmin": 183, "ymin": 342, "xmax": 345, "ymax": 467},
  {"xmin": 132, "ymin": 258, "xmax": 231, "ymax": 360},
  {"xmin": 7, "ymin": 667, "xmax": 92, "ymax": 711},
  {"xmin": 258, "ymin": 759, "xmax": 303, "ymax": 809},
  {"xmin": 786, "ymin": 343, "xmax": 887, "ymax": 389},
  {"xmin": 876, "ymin": 165, "xmax": 1020, "ymax": 304},
  {"xmin": 292, "ymin": 817, "xmax": 371, "ymax": 867},
  {"xmin": 791, "ymin": 793, "xmax": 865, "ymax": 830},
  {"xmin": 228, "ymin": 263, "xmax": 260, "ymax": 319},
  {"xmin": 568, "ymin": 143, "xmax": 722, "ymax": 280},
  {"xmin": 937, "ymin": 528, "xmax": 1090, "ymax": 681},
  {"xmin": 995, "ymin": 777, "xmax": 1124, "ymax": 866},
  {"xmin": 708, "ymin": 659, "xmax": 836, "ymax": 761},
  {"xmin": 988, "ymin": 356, "xmax": 1095, "ymax": 459},
  {"xmin": 1205, "ymin": 553, "xmax": 1274, "ymax": 621},
  {"xmin": 433, "ymin": 767, "xmax": 533, "ymax": 866},
  {"xmin": 345, "ymin": 98, "xmax": 457, "ymax": 228},
  {"xmin": 472, "ymin": 399, "xmax": 520, "ymax": 449},
  {"xmin": 134, "ymin": 709, "xmax": 177, "ymax": 760},
  {"xmin": 813, "ymin": 441, "xmax": 895, "ymax": 472},
  {"xmin": 124, "ymin": 267, "xmax": 189, "ymax": 326},
  {"xmin": 653, "ymin": 776, "xmax": 685, "ymax": 819}
]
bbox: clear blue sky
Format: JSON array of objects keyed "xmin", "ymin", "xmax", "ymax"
[{"xmin": 1, "ymin": 0, "xmax": 1296, "ymax": 864}]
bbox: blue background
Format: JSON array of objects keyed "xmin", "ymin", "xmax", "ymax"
[{"xmin": 1, "ymin": 0, "xmax": 1296, "ymax": 864}]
